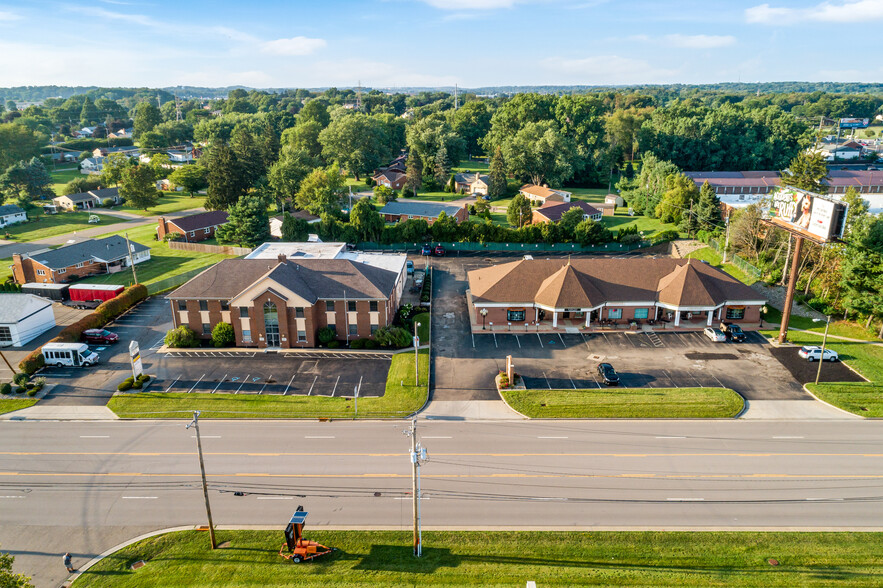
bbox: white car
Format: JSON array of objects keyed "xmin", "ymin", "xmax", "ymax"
[
  {"xmin": 798, "ymin": 346, "xmax": 839, "ymax": 362},
  {"xmin": 703, "ymin": 327, "xmax": 726, "ymax": 342}
]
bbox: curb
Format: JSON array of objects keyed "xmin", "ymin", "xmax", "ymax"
[{"xmin": 801, "ymin": 384, "xmax": 866, "ymax": 419}]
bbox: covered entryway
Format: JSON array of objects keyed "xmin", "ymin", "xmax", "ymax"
[{"xmin": 263, "ymin": 301, "xmax": 280, "ymax": 347}]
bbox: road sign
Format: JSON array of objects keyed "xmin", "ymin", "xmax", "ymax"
[{"xmin": 129, "ymin": 340, "xmax": 143, "ymax": 378}]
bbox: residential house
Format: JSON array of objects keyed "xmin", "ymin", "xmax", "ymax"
[
  {"xmin": 467, "ymin": 258, "xmax": 766, "ymax": 332},
  {"xmin": 79, "ymin": 157, "xmax": 105, "ymax": 175},
  {"xmin": 107, "ymin": 128, "xmax": 133, "ymax": 139},
  {"xmin": 157, "ymin": 210, "xmax": 229, "ymax": 243},
  {"xmin": 815, "ymin": 141, "xmax": 865, "ymax": 162},
  {"xmin": 0, "ymin": 204, "xmax": 27, "ymax": 228},
  {"xmin": 12, "ymin": 235, "xmax": 151, "ymax": 284},
  {"xmin": 0, "ymin": 294, "xmax": 56, "ymax": 347},
  {"xmin": 379, "ymin": 201, "xmax": 469, "ymax": 225},
  {"xmin": 605, "ymin": 194, "xmax": 624, "ymax": 207},
  {"xmin": 72, "ymin": 127, "xmax": 97, "ymax": 138},
  {"xmin": 168, "ymin": 148, "xmax": 198, "ymax": 163},
  {"xmin": 269, "ymin": 211, "xmax": 320, "ymax": 239},
  {"xmin": 453, "ymin": 172, "xmax": 490, "ymax": 195},
  {"xmin": 168, "ymin": 255, "xmax": 402, "ymax": 348},
  {"xmin": 373, "ymin": 169, "xmax": 407, "ymax": 190},
  {"xmin": 92, "ymin": 146, "xmax": 139, "ymax": 158},
  {"xmin": 519, "ymin": 184, "xmax": 572, "ymax": 205},
  {"xmin": 52, "ymin": 188, "xmax": 120, "ymax": 211},
  {"xmin": 532, "ymin": 201, "xmax": 602, "ymax": 224}
]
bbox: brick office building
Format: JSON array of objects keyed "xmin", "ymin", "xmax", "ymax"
[
  {"xmin": 12, "ymin": 236, "xmax": 151, "ymax": 284},
  {"xmin": 168, "ymin": 255, "xmax": 401, "ymax": 348}
]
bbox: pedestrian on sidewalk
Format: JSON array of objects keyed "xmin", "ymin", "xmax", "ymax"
[{"xmin": 63, "ymin": 552, "xmax": 75, "ymax": 573}]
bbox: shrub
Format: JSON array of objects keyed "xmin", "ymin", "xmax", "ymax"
[
  {"xmin": 328, "ymin": 340, "xmax": 341, "ymax": 349},
  {"xmin": 165, "ymin": 325, "xmax": 200, "ymax": 348},
  {"xmin": 211, "ymin": 322, "xmax": 235, "ymax": 348},
  {"xmin": 316, "ymin": 327, "xmax": 336, "ymax": 345},
  {"xmin": 619, "ymin": 234, "xmax": 642, "ymax": 245},
  {"xmin": 374, "ymin": 325, "xmax": 412, "ymax": 348},
  {"xmin": 655, "ymin": 229, "xmax": 680, "ymax": 242},
  {"xmin": 15, "ymin": 386, "xmax": 26, "ymax": 394},
  {"xmin": 13, "ymin": 372, "xmax": 29, "ymax": 387},
  {"xmin": 27, "ymin": 388, "xmax": 38, "ymax": 397},
  {"xmin": 18, "ymin": 352, "xmax": 44, "ymax": 376},
  {"xmin": 117, "ymin": 377, "xmax": 134, "ymax": 391},
  {"xmin": 364, "ymin": 339, "xmax": 378, "ymax": 349},
  {"xmin": 350, "ymin": 338, "xmax": 366, "ymax": 349},
  {"xmin": 0, "ymin": 383, "xmax": 10, "ymax": 395},
  {"xmin": 101, "ymin": 198, "xmax": 114, "ymax": 207},
  {"xmin": 137, "ymin": 374, "xmax": 150, "ymax": 383},
  {"xmin": 131, "ymin": 379, "xmax": 143, "ymax": 389}
]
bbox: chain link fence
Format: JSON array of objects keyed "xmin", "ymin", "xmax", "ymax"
[{"xmin": 709, "ymin": 239, "xmax": 762, "ymax": 279}]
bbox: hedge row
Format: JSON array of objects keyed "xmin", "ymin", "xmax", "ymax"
[{"xmin": 18, "ymin": 284, "xmax": 149, "ymax": 375}]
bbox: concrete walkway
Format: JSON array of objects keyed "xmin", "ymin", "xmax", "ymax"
[
  {"xmin": 0, "ymin": 405, "xmax": 118, "ymax": 421},
  {"xmin": 739, "ymin": 399, "xmax": 860, "ymax": 420},
  {"xmin": 421, "ymin": 400, "xmax": 524, "ymax": 420}
]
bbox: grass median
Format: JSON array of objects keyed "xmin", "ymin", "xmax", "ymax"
[
  {"xmin": 73, "ymin": 529, "xmax": 883, "ymax": 587},
  {"xmin": 106, "ymin": 349, "xmax": 429, "ymax": 419},
  {"xmin": 0, "ymin": 398, "xmax": 38, "ymax": 415},
  {"xmin": 501, "ymin": 387, "xmax": 744, "ymax": 418}
]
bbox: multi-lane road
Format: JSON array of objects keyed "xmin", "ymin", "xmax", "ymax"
[{"xmin": 3, "ymin": 419, "xmax": 883, "ymax": 586}]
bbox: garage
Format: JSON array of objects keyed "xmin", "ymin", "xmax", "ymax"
[{"xmin": 0, "ymin": 294, "xmax": 56, "ymax": 347}]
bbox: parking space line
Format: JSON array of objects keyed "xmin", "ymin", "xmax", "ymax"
[
  {"xmin": 536, "ymin": 333, "xmax": 543, "ymax": 348},
  {"xmin": 284, "ymin": 374, "xmax": 295, "ymax": 395},
  {"xmin": 308, "ymin": 375, "xmax": 318, "ymax": 395},
  {"xmin": 236, "ymin": 375, "xmax": 250, "ymax": 394},
  {"xmin": 259, "ymin": 375, "xmax": 272, "ymax": 394},
  {"xmin": 569, "ymin": 378, "xmax": 577, "ymax": 389},
  {"xmin": 515, "ymin": 335, "xmax": 521, "ymax": 348},
  {"xmin": 542, "ymin": 371, "xmax": 552, "ymax": 389},
  {"xmin": 711, "ymin": 373, "xmax": 727, "ymax": 389},
  {"xmin": 331, "ymin": 375, "xmax": 340, "ymax": 396},
  {"xmin": 187, "ymin": 374, "xmax": 205, "ymax": 393},
  {"xmin": 558, "ymin": 333, "xmax": 565, "ymax": 347},
  {"xmin": 581, "ymin": 333, "xmax": 591, "ymax": 350},
  {"xmin": 471, "ymin": 332, "xmax": 475, "ymax": 348},
  {"xmin": 492, "ymin": 333, "xmax": 497, "ymax": 348},
  {"xmin": 662, "ymin": 370, "xmax": 679, "ymax": 388},
  {"xmin": 211, "ymin": 375, "xmax": 227, "ymax": 394},
  {"xmin": 164, "ymin": 377, "xmax": 179, "ymax": 393}
]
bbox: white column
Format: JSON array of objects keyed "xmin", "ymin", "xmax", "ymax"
[
  {"xmin": 535, "ymin": 308, "xmax": 539, "ymax": 322},
  {"xmin": 706, "ymin": 312, "xmax": 713, "ymax": 326},
  {"xmin": 552, "ymin": 312, "xmax": 558, "ymax": 328},
  {"xmin": 674, "ymin": 310, "xmax": 681, "ymax": 327},
  {"xmin": 717, "ymin": 307, "xmax": 722, "ymax": 319},
  {"xmin": 585, "ymin": 312, "xmax": 591, "ymax": 328}
]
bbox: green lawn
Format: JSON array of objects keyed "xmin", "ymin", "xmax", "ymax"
[
  {"xmin": 568, "ymin": 186, "xmax": 609, "ymax": 202},
  {"xmin": 2, "ymin": 212, "xmax": 120, "ymax": 242},
  {"xmin": 413, "ymin": 312, "xmax": 430, "ymax": 342},
  {"xmin": 107, "ymin": 349, "xmax": 429, "ymax": 419},
  {"xmin": 502, "ymin": 387, "xmax": 744, "ymax": 418},
  {"xmin": 73, "ymin": 529, "xmax": 883, "ymax": 588},
  {"xmin": 49, "ymin": 166, "xmax": 82, "ymax": 196},
  {"xmin": 78, "ymin": 223, "xmax": 233, "ymax": 289},
  {"xmin": 686, "ymin": 246, "xmax": 757, "ymax": 286},
  {"xmin": 400, "ymin": 191, "xmax": 465, "ymax": 202},
  {"xmin": 759, "ymin": 327, "xmax": 883, "ymax": 416},
  {"xmin": 112, "ymin": 191, "xmax": 207, "ymax": 217},
  {"xmin": 452, "ymin": 159, "xmax": 489, "ymax": 172},
  {"xmin": 599, "ymin": 209, "xmax": 680, "ymax": 240},
  {"xmin": 0, "ymin": 257, "xmax": 13, "ymax": 283},
  {"xmin": 0, "ymin": 398, "xmax": 38, "ymax": 415},
  {"xmin": 762, "ymin": 305, "xmax": 880, "ymax": 342}
]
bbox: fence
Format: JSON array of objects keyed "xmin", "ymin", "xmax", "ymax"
[
  {"xmin": 146, "ymin": 266, "xmax": 212, "ymax": 295},
  {"xmin": 168, "ymin": 241, "xmax": 253, "ymax": 256},
  {"xmin": 709, "ymin": 239, "xmax": 763, "ymax": 279},
  {"xmin": 357, "ymin": 240, "xmax": 654, "ymax": 254}
]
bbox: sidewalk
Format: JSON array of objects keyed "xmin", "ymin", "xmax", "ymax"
[{"xmin": 0, "ymin": 405, "xmax": 118, "ymax": 420}]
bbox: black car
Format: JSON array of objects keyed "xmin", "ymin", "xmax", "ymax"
[
  {"xmin": 720, "ymin": 322, "xmax": 746, "ymax": 342},
  {"xmin": 597, "ymin": 362, "xmax": 620, "ymax": 386}
]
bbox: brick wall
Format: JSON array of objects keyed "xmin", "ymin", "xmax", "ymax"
[{"xmin": 12, "ymin": 254, "xmax": 105, "ymax": 284}]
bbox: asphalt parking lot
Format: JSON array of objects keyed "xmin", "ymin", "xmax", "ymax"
[{"xmin": 149, "ymin": 353, "xmax": 391, "ymax": 397}]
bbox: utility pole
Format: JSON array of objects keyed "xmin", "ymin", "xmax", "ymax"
[
  {"xmin": 125, "ymin": 232, "xmax": 138, "ymax": 285},
  {"xmin": 721, "ymin": 212, "xmax": 731, "ymax": 264},
  {"xmin": 405, "ymin": 419, "xmax": 428, "ymax": 557},
  {"xmin": 186, "ymin": 411, "xmax": 217, "ymax": 549},
  {"xmin": 0, "ymin": 350, "xmax": 16, "ymax": 376}
]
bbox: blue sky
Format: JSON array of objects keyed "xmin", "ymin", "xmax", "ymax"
[{"xmin": 0, "ymin": 0, "xmax": 881, "ymax": 88}]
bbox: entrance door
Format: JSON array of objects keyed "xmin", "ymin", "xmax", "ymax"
[{"xmin": 264, "ymin": 301, "xmax": 281, "ymax": 347}]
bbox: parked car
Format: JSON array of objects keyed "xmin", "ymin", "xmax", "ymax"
[
  {"xmin": 421, "ymin": 244, "xmax": 432, "ymax": 256},
  {"xmin": 83, "ymin": 329, "xmax": 119, "ymax": 344},
  {"xmin": 42, "ymin": 342, "xmax": 99, "ymax": 367},
  {"xmin": 703, "ymin": 327, "xmax": 726, "ymax": 342},
  {"xmin": 597, "ymin": 362, "xmax": 620, "ymax": 386},
  {"xmin": 406, "ymin": 260, "xmax": 414, "ymax": 275},
  {"xmin": 798, "ymin": 346, "xmax": 839, "ymax": 362},
  {"xmin": 433, "ymin": 245, "xmax": 446, "ymax": 257},
  {"xmin": 719, "ymin": 322, "xmax": 746, "ymax": 342}
]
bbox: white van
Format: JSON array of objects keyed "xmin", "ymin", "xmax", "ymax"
[{"xmin": 42, "ymin": 343, "xmax": 99, "ymax": 367}]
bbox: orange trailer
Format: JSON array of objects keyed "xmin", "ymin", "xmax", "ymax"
[{"xmin": 278, "ymin": 507, "xmax": 334, "ymax": 563}]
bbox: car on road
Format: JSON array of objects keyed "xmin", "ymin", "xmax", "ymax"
[
  {"xmin": 421, "ymin": 244, "xmax": 432, "ymax": 256},
  {"xmin": 703, "ymin": 327, "xmax": 726, "ymax": 342},
  {"xmin": 798, "ymin": 346, "xmax": 839, "ymax": 362},
  {"xmin": 597, "ymin": 362, "xmax": 620, "ymax": 385},
  {"xmin": 719, "ymin": 322, "xmax": 746, "ymax": 342},
  {"xmin": 83, "ymin": 329, "xmax": 119, "ymax": 344},
  {"xmin": 433, "ymin": 245, "xmax": 446, "ymax": 257},
  {"xmin": 406, "ymin": 260, "xmax": 414, "ymax": 275}
]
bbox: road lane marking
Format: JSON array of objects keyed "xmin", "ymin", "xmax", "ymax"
[
  {"xmin": 542, "ymin": 372, "xmax": 551, "ymax": 389},
  {"xmin": 492, "ymin": 333, "xmax": 497, "ymax": 348},
  {"xmin": 259, "ymin": 376, "xmax": 271, "ymax": 395},
  {"xmin": 806, "ymin": 497, "xmax": 844, "ymax": 501},
  {"xmin": 6, "ymin": 451, "xmax": 883, "ymax": 458},
  {"xmin": 536, "ymin": 333, "xmax": 543, "ymax": 348},
  {"xmin": 305, "ymin": 436, "xmax": 335, "ymax": 439},
  {"xmin": 656, "ymin": 436, "xmax": 687, "ymax": 439},
  {"xmin": 6, "ymin": 472, "xmax": 883, "ymax": 480},
  {"xmin": 192, "ymin": 436, "xmax": 221, "ymax": 439},
  {"xmin": 515, "ymin": 335, "xmax": 521, "ymax": 348},
  {"xmin": 122, "ymin": 496, "xmax": 158, "ymax": 499},
  {"xmin": 569, "ymin": 378, "xmax": 576, "ymax": 389},
  {"xmin": 774, "ymin": 436, "xmax": 805, "ymax": 439},
  {"xmin": 0, "ymin": 496, "xmax": 24, "ymax": 499},
  {"xmin": 423, "ymin": 436, "xmax": 452, "ymax": 439},
  {"xmin": 538, "ymin": 436, "xmax": 568, "ymax": 439},
  {"xmin": 667, "ymin": 498, "xmax": 704, "ymax": 501},
  {"xmin": 256, "ymin": 496, "xmax": 293, "ymax": 500},
  {"xmin": 188, "ymin": 374, "xmax": 205, "ymax": 394},
  {"xmin": 79, "ymin": 436, "xmax": 109, "ymax": 438},
  {"xmin": 558, "ymin": 333, "xmax": 565, "ymax": 347}
]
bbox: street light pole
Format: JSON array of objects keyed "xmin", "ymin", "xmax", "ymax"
[
  {"xmin": 814, "ymin": 315, "xmax": 831, "ymax": 385},
  {"xmin": 414, "ymin": 321, "xmax": 421, "ymax": 386},
  {"xmin": 480, "ymin": 308, "xmax": 488, "ymax": 330},
  {"xmin": 186, "ymin": 411, "xmax": 216, "ymax": 549}
]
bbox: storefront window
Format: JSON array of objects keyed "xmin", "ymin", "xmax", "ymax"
[
  {"xmin": 726, "ymin": 307, "xmax": 745, "ymax": 320},
  {"xmin": 634, "ymin": 308, "xmax": 649, "ymax": 319},
  {"xmin": 507, "ymin": 309, "xmax": 525, "ymax": 322},
  {"xmin": 608, "ymin": 308, "xmax": 622, "ymax": 319}
]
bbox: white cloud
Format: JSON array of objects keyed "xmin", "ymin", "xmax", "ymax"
[
  {"xmin": 0, "ymin": 10, "xmax": 21, "ymax": 21},
  {"xmin": 419, "ymin": 0, "xmax": 520, "ymax": 9},
  {"xmin": 665, "ymin": 34, "xmax": 736, "ymax": 48},
  {"xmin": 541, "ymin": 55, "xmax": 678, "ymax": 84},
  {"xmin": 746, "ymin": 0, "xmax": 883, "ymax": 24},
  {"xmin": 261, "ymin": 36, "xmax": 326, "ymax": 56}
]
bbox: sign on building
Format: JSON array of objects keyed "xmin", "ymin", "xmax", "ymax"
[
  {"xmin": 129, "ymin": 340, "xmax": 143, "ymax": 378},
  {"xmin": 764, "ymin": 187, "xmax": 848, "ymax": 243}
]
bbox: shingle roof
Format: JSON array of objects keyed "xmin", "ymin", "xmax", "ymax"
[
  {"xmin": 88, "ymin": 187, "xmax": 119, "ymax": 200},
  {"xmin": 519, "ymin": 184, "xmax": 570, "ymax": 200},
  {"xmin": 169, "ymin": 258, "xmax": 398, "ymax": 302},
  {"xmin": 26, "ymin": 236, "xmax": 150, "ymax": 270},
  {"xmin": 454, "ymin": 172, "xmax": 489, "ymax": 185},
  {"xmin": 0, "ymin": 294, "xmax": 52, "ymax": 324},
  {"xmin": 379, "ymin": 201, "xmax": 462, "ymax": 219},
  {"xmin": 373, "ymin": 169, "xmax": 405, "ymax": 183},
  {"xmin": 469, "ymin": 258, "xmax": 764, "ymax": 309},
  {"xmin": 534, "ymin": 201, "xmax": 601, "ymax": 222},
  {"xmin": 0, "ymin": 204, "xmax": 25, "ymax": 216},
  {"xmin": 57, "ymin": 192, "xmax": 97, "ymax": 203},
  {"xmin": 168, "ymin": 210, "xmax": 229, "ymax": 233}
]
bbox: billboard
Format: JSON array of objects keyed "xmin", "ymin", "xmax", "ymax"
[
  {"xmin": 764, "ymin": 187, "xmax": 848, "ymax": 243},
  {"xmin": 839, "ymin": 117, "xmax": 870, "ymax": 129}
]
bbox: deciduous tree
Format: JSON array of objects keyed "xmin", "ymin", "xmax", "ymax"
[
  {"xmin": 133, "ymin": 101, "xmax": 161, "ymax": 138},
  {"xmin": 500, "ymin": 121, "xmax": 575, "ymax": 187},
  {"xmin": 118, "ymin": 165, "xmax": 160, "ymax": 210},
  {"xmin": 169, "ymin": 165, "xmax": 208, "ymax": 197},
  {"xmin": 488, "ymin": 145, "xmax": 508, "ymax": 200},
  {"xmin": 785, "ymin": 151, "xmax": 828, "ymax": 193},
  {"xmin": 506, "ymin": 193, "xmax": 532, "ymax": 228},
  {"xmin": 295, "ymin": 165, "xmax": 346, "ymax": 217}
]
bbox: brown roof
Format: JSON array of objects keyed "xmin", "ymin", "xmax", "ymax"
[
  {"xmin": 468, "ymin": 258, "xmax": 764, "ymax": 309},
  {"xmin": 533, "ymin": 201, "xmax": 601, "ymax": 222},
  {"xmin": 169, "ymin": 258, "xmax": 398, "ymax": 301},
  {"xmin": 168, "ymin": 210, "xmax": 229, "ymax": 232},
  {"xmin": 519, "ymin": 184, "xmax": 568, "ymax": 200}
]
